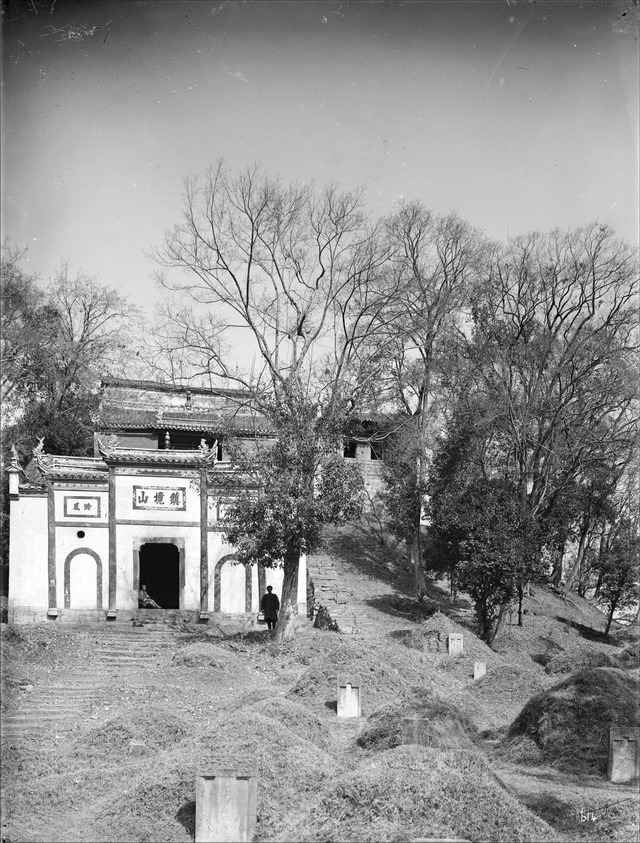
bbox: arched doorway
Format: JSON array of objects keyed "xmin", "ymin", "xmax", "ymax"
[
  {"xmin": 139, "ymin": 543, "xmax": 180, "ymax": 609},
  {"xmin": 213, "ymin": 554, "xmax": 252, "ymax": 613},
  {"xmin": 64, "ymin": 548, "xmax": 103, "ymax": 609}
]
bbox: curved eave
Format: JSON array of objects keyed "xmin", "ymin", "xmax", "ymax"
[
  {"xmin": 97, "ymin": 445, "xmax": 217, "ymax": 465},
  {"xmin": 98, "ymin": 422, "xmax": 276, "ymax": 436}
]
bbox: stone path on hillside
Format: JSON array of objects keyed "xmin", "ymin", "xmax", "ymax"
[
  {"xmin": 1, "ymin": 622, "xmax": 177, "ymax": 742},
  {"xmin": 308, "ymin": 548, "xmax": 423, "ymax": 639}
]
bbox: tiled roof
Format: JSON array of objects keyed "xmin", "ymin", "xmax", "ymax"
[
  {"xmin": 36, "ymin": 454, "xmax": 109, "ymax": 481},
  {"xmin": 97, "ymin": 378, "xmax": 276, "ymax": 435},
  {"xmin": 100, "ymin": 377, "xmax": 250, "ymax": 400},
  {"xmin": 97, "ymin": 441, "xmax": 217, "ymax": 465}
]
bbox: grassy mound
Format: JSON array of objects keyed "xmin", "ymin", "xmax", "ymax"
[
  {"xmin": 243, "ymin": 695, "xmax": 335, "ymax": 753},
  {"xmin": 357, "ymin": 686, "xmax": 477, "ymax": 753},
  {"xmin": 73, "ymin": 705, "xmax": 192, "ymax": 756},
  {"xmin": 616, "ymin": 639, "xmax": 640, "ymax": 669},
  {"xmin": 278, "ymin": 745, "xmax": 560, "ymax": 842},
  {"xmin": 502, "ymin": 667, "xmax": 640, "ymax": 774},
  {"xmin": 472, "ymin": 663, "xmax": 546, "ymax": 702},
  {"xmin": 196, "ymin": 709, "xmax": 340, "ymax": 841},
  {"xmin": 171, "ymin": 641, "xmax": 235, "ymax": 668},
  {"xmin": 286, "ymin": 638, "xmax": 426, "ymax": 715},
  {"xmin": 544, "ymin": 648, "xmax": 622, "ymax": 674}
]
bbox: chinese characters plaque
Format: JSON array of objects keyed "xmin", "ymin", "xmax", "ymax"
[
  {"xmin": 64, "ymin": 496, "xmax": 101, "ymax": 518},
  {"xmin": 132, "ymin": 485, "xmax": 187, "ymax": 511}
]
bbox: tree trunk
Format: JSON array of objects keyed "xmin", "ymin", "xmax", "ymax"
[
  {"xmin": 562, "ymin": 523, "xmax": 592, "ymax": 596},
  {"xmin": 517, "ymin": 583, "xmax": 524, "ymax": 627},
  {"xmin": 449, "ymin": 567, "xmax": 457, "ymax": 600},
  {"xmin": 550, "ymin": 541, "xmax": 565, "ymax": 587},
  {"xmin": 488, "ymin": 597, "xmax": 512, "ymax": 646},
  {"xmin": 593, "ymin": 568, "xmax": 604, "ymax": 599},
  {"xmin": 412, "ymin": 363, "xmax": 431, "ymax": 600},
  {"xmin": 604, "ymin": 594, "xmax": 619, "ymax": 637},
  {"xmin": 273, "ymin": 549, "xmax": 299, "ymax": 643},
  {"xmin": 411, "ymin": 532, "xmax": 426, "ymax": 600}
]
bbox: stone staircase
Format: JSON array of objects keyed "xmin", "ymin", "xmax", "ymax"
[
  {"xmin": 308, "ymin": 553, "xmax": 375, "ymax": 635},
  {"xmin": 1, "ymin": 620, "xmax": 179, "ymax": 742}
]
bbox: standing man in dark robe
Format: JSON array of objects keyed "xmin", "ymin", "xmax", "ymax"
[{"xmin": 260, "ymin": 585, "xmax": 280, "ymax": 630}]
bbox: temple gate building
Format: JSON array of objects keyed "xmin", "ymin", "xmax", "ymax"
[{"xmin": 7, "ymin": 378, "xmax": 385, "ymax": 625}]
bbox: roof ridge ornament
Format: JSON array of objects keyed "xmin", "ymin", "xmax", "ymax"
[
  {"xmin": 33, "ymin": 436, "xmax": 45, "ymax": 458},
  {"xmin": 107, "ymin": 434, "xmax": 119, "ymax": 450},
  {"xmin": 10, "ymin": 444, "xmax": 21, "ymax": 469}
]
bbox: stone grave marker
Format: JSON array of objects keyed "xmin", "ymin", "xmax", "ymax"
[
  {"xmin": 607, "ymin": 727, "xmax": 640, "ymax": 783},
  {"xmin": 473, "ymin": 661, "xmax": 486, "ymax": 680},
  {"xmin": 337, "ymin": 675, "xmax": 361, "ymax": 717},
  {"xmin": 447, "ymin": 633, "xmax": 463, "ymax": 656},
  {"xmin": 195, "ymin": 755, "xmax": 257, "ymax": 843},
  {"xmin": 128, "ymin": 740, "xmax": 145, "ymax": 756},
  {"xmin": 402, "ymin": 717, "xmax": 431, "ymax": 746}
]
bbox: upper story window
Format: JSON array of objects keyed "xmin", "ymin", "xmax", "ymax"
[{"xmin": 343, "ymin": 441, "xmax": 357, "ymax": 459}]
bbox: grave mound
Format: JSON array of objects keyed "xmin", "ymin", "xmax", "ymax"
[
  {"xmin": 616, "ymin": 639, "xmax": 640, "ymax": 669},
  {"xmin": 500, "ymin": 667, "xmax": 640, "ymax": 774},
  {"xmin": 196, "ymin": 708, "xmax": 340, "ymax": 841},
  {"xmin": 472, "ymin": 662, "xmax": 545, "ymax": 702},
  {"xmin": 241, "ymin": 695, "xmax": 335, "ymax": 753},
  {"xmin": 76, "ymin": 705, "xmax": 191, "ymax": 756},
  {"xmin": 279, "ymin": 744, "xmax": 560, "ymax": 842},
  {"xmin": 286, "ymin": 638, "xmax": 426, "ymax": 715},
  {"xmin": 357, "ymin": 686, "xmax": 477, "ymax": 753},
  {"xmin": 544, "ymin": 648, "xmax": 622, "ymax": 674},
  {"xmin": 172, "ymin": 641, "xmax": 234, "ymax": 668}
]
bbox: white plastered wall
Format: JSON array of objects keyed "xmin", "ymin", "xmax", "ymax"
[
  {"xmin": 114, "ymin": 472, "xmax": 202, "ymax": 610},
  {"xmin": 8, "ymin": 495, "xmax": 48, "ymax": 612},
  {"xmin": 55, "ymin": 527, "xmax": 109, "ymax": 609}
]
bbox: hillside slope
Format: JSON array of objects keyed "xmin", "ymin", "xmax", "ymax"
[{"xmin": 1, "ymin": 523, "xmax": 638, "ymax": 843}]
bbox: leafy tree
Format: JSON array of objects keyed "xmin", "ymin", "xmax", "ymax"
[
  {"xmin": 223, "ymin": 407, "xmax": 364, "ymax": 640},
  {"xmin": 597, "ymin": 523, "xmax": 640, "ymax": 636},
  {"xmin": 151, "ymin": 161, "xmax": 391, "ymax": 640},
  {"xmin": 431, "ymin": 475, "xmax": 542, "ymax": 644},
  {"xmin": 459, "ymin": 225, "xmax": 639, "ymax": 595},
  {"xmin": 372, "ymin": 204, "xmax": 486, "ymax": 597}
]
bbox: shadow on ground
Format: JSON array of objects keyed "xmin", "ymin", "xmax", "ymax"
[
  {"xmin": 176, "ymin": 801, "xmax": 195, "ymax": 836},
  {"xmin": 365, "ymin": 594, "xmax": 438, "ymax": 622},
  {"xmin": 554, "ymin": 617, "xmax": 617, "ymax": 644}
]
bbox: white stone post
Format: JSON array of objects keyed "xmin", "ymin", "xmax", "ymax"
[
  {"xmin": 473, "ymin": 661, "xmax": 486, "ymax": 680},
  {"xmin": 195, "ymin": 756, "xmax": 257, "ymax": 843},
  {"xmin": 337, "ymin": 675, "xmax": 361, "ymax": 717},
  {"xmin": 608, "ymin": 727, "xmax": 640, "ymax": 783},
  {"xmin": 447, "ymin": 633, "xmax": 463, "ymax": 655}
]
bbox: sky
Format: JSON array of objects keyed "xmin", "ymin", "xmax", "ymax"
[{"xmin": 2, "ymin": 0, "xmax": 638, "ymax": 315}]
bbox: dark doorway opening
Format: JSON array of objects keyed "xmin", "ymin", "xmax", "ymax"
[{"xmin": 139, "ymin": 543, "xmax": 180, "ymax": 609}]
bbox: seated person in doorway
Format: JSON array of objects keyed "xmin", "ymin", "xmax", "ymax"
[
  {"xmin": 138, "ymin": 584, "xmax": 161, "ymax": 609},
  {"xmin": 260, "ymin": 585, "xmax": 280, "ymax": 630}
]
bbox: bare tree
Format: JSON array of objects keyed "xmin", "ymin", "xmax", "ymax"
[{"xmin": 151, "ymin": 161, "xmax": 392, "ymax": 640}]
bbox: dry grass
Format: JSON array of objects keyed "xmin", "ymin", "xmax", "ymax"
[
  {"xmin": 2, "ymin": 527, "xmax": 639, "ymax": 843},
  {"xmin": 357, "ymin": 685, "xmax": 477, "ymax": 753},
  {"xmin": 277, "ymin": 745, "xmax": 561, "ymax": 842},
  {"xmin": 501, "ymin": 667, "xmax": 640, "ymax": 775}
]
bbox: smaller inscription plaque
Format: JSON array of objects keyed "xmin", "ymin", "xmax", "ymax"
[{"xmin": 64, "ymin": 496, "xmax": 101, "ymax": 518}]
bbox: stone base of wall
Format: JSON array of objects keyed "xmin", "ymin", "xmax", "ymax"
[{"xmin": 7, "ymin": 605, "xmax": 310, "ymax": 633}]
